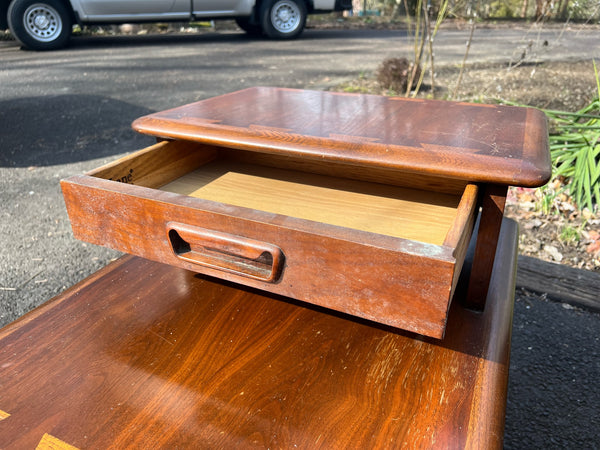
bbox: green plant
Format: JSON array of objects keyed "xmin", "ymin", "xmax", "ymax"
[
  {"xmin": 545, "ymin": 61, "xmax": 600, "ymax": 212},
  {"xmin": 343, "ymin": 85, "xmax": 371, "ymax": 93},
  {"xmin": 559, "ymin": 224, "xmax": 582, "ymax": 243},
  {"xmin": 537, "ymin": 185, "xmax": 560, "ymax": 214},
  {"xmin": 499, "ymin": 62, "xmax": 600, "ymax": 212},
  {"xmin": 488, "ymin": 0, "xmax": 518, "ymax": 18}
]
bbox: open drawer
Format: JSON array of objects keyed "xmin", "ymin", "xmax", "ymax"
[{"xmin": 61, "ymin": 139, "xmax": 479, "ymax": 338}]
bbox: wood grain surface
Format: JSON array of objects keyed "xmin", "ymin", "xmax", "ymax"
[
  {"xmin": 90, "ymin": 139, "xmax": 218, "ymax": 189},
  {"xmin": 0, "ymin": 219, "xmax": 519, "ymax": 449},
  {"xmin": 466, "ymin": 184, "xmax": 508, "ymax": 309},
  {"xmin": 220, "ymin": 148, "xmax": 471, "ymax": 195},
  {"xmin": 132, "ymin": 87, "xmax": 551, "ymax": 188},
  {"xmin": 160, "ymin": 160, "xmax": 461, "ymax": 245}
]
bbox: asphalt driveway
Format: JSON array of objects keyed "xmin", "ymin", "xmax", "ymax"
[{"xmin": 1, "ymin": 26, "xmax": 599, "ymax": 447}]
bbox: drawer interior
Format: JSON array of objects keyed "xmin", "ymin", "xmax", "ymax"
[
  {"xmin": 160, "ymin": 161, "xmax": 460, "ymax": 246},
  {"xmin": 89, "ymin": 140, "xmax": 476, "ymax": 247}
]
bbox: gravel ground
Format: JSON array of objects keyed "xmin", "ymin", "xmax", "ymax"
[{"xmin": 506, "ymin": 290, "xmax": 600, "ymax": 448}]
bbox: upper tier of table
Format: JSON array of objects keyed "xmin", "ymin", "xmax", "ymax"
[{"xmin": 133, "ymin": 87, "xmax": 551, "ymax": 187}]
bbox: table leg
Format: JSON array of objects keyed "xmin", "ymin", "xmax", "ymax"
[{"xmin": 465, "ymin": 184, "xmax": 508, "ymax": 310}]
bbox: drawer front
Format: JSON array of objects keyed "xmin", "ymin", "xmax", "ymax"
[{"xmin": 62, "ymin": 176, "xmax": 459, "ymax": 339}]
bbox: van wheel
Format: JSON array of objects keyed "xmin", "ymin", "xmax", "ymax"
[
  {"xmin": 261, "ymin": 0, "xmax": 306, "ymax": 39},
  {"xmin": 8, "ymin": 0, "xmax": 72, "ymax": 50}
]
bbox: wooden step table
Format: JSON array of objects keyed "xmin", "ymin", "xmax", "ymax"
[
  {"xmin": 0, "ymin": 218, "xmax": 518, "ymax": 449},
  {"xmin": 62, "ymin": 87, "xmax": 551, "ymax": 338}
]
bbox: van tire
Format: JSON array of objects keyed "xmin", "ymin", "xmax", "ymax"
[
  {"xmin": 261, "ymin": 0, "xmax": 306, "ymax": 39},
  {"xmin": 8, "ymin": 0, "xmax": 72, "ymax": 50}
]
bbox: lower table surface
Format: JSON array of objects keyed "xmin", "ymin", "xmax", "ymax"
[{"xmin": 0, "ymin": 219, "xmax": 518, "ymax": 449}]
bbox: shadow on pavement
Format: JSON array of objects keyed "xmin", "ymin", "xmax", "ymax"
[
  {"xmin": 63, "ymin": 28, "xmax": 403, "ymax": 50},
  {"xmin": 0, "ymin": 95, "xmax": 155, "ymax": 167}
]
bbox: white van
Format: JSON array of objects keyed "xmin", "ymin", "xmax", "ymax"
[{"xmin": 2, "ymin": 0, "xmax": 352, "ymax": 50}]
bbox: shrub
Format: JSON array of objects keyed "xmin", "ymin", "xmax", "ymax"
[{"xmin": 376, "ymin": 57, "xmax": 422, "ymax": 93}]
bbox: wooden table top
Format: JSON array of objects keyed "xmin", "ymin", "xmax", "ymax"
[
  {"xmin": 0, "ymin": 219, "xmax": 518, "ymax": 449},
  {"xmin": 132, "ymin": 87, "xmax": 551, "ymax": 187}
]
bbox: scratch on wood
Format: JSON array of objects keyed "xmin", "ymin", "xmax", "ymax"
[{"xmin": 149, "ymin": 329, "xmax": 174, "ymax": 346}]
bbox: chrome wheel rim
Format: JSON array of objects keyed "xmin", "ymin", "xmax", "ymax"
[
  {"xmin": 23, "ymin": 4, "xmax": 63, "ymax": 42},
  {"xmin": 270, "ymin": 0, "xmax": 301, "ymax": 34}
]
